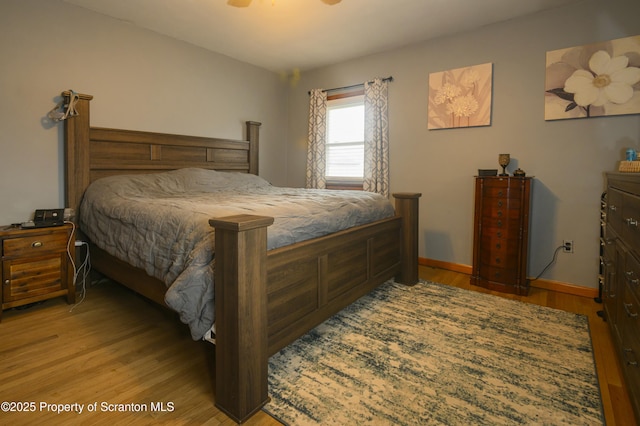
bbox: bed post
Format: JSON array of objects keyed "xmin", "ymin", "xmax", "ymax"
[
  {"xmin": 246, "ymin": 121, "xmax": 261, "ymax": 175},
  {"xmin": 393, "ymin": 192, "xmax": 422, "ymax": 285},
  {"xmin": 62, "ymin": 91, "xmax": 93, "ymax": 217},
  {"xmin": 208, "ymin": 214, "xmax": 274, "ymax": 423}
]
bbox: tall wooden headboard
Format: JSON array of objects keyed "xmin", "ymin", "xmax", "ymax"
[{"xmin": 62, "ymin": 91, "xmax": 261, "ymax": 217}]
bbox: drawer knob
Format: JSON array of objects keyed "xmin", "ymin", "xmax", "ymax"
[
  {"xmin": 626, "ymin": 218, "xmax": 638, "ymax": 227},
  {"xmin": 3, "ymin": 279, "xmax": 9, "ymax": 286},
  {"xmin": 32, "ymin": 241, "xmax": 43, "ymax": 248},
  {"xmin": 609, "ymin": 205, "xmax": 617, "ymax": 212}
]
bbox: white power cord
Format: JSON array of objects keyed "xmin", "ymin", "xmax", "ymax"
[{"xmin": 64, "ymin": 221, "xmax": 92, "ymax": 312}]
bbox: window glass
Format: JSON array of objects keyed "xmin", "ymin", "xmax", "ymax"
[{"xmin": 326, "ymin": 95, "xmax": 364, "ymax": 179}]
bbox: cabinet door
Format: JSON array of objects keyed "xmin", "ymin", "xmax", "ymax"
[{"xmin": 2, "ymin": 254, "xmax": 66, "ymax": 303}]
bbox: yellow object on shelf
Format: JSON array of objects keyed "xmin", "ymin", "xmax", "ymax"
[{"xmin": 618, "ymin": 161, "xmax": 640, "ymax": 172}]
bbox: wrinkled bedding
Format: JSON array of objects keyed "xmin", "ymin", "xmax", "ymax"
[{"xmin": 79, "ymin": 168, "xmax": 395, "ymax": 339}]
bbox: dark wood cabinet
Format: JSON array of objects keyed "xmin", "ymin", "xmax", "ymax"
[
  {"xmin": 1, "ymin": 224, "xmax": 75, "ymax": 321},
  {"xmin": 471, "ymin": 176, "xmax": 532, "ymax": 295},
  {"xmin": 604, "ymin": 172, "xmax": 640, "ymax": 419}
]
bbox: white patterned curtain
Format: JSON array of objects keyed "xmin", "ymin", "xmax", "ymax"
[
  {"xmin": 305, "ymin": 88, "xmax": 328, "ymax": 189},
  {"xmin": 363, "ymin": 78, "xmax": 390, "ymax": 197}
]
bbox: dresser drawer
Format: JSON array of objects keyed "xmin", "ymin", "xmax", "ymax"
[
  {"xmin": 480, "ymin": 235, "xmax": 520, "ymax": 269},
  {"xmin": 625, "ymin": 251, "xmax": 640, "ymax": 302},
  {"xmin": 482, "ymin": 184, "xmax": 522, "ymax": 200},
  {"xmin": 608, "ymin": 188, "xmax": 624, "ymax": 236},
  {"xmin": 622, "ymin": 192, "xmax": 640, "ymax": 249},
  {"xmin": 621, "ymin": 285, "xmax": 640, "ymax": 406},
  {"xmin": 480, "ymin": 216, "xmax": 521, "ymax": 234},
  {"xmin": 2, "ymin": 232, "xmax": 69, "ymax": 258},
  {"xmin": 478, "ymin": 264, "xmax": 518, "ymax": 284}
]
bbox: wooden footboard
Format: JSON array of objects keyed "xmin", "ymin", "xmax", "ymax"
[{"xmin": 209, "ymin": 192, "xmax": 420, "ymax": 423}]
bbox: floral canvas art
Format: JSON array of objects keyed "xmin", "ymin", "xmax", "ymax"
[
  {"xmin": 545, "ymin": 35, "xmax": 640, "ymax": 120},
  {"xmin": 428, "ymin": 62, "xmax": 493, "ymax": 130}
]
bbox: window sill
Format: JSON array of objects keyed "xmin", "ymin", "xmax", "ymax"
[{"xmin": 326, "ymin": 180, "xmax": 364, "ymax": 191}]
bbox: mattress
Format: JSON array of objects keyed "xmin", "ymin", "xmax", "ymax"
[{"xmin": 79, "ymin": 168, "xmax": 395, "ymax": 339}]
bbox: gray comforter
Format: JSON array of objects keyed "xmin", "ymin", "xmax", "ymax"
[{"xmin": 79, "ymin": 168, "xmax": 395, "ymax": 339}]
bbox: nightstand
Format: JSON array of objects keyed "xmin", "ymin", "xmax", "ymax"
[{"xmin": 1, "ymin": 223, "xmax": 75, "ymax": 321}]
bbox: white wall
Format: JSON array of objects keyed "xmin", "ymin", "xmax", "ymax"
[
  {"xmin": 286, "ymin": 0, "xmax": 640, "ymax": 289},
  {"xmin": 0, "ymin": 0, "xmax": 288, "ymax": 225}
]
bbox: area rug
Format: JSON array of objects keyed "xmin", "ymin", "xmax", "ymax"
[{"xmin": 264, "ymin": 280, "xmax": 604, "ymax": 425}]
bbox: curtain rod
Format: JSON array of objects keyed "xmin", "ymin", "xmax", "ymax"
[{"xmin": 308, "ymin": 76, "xmax": 393, "ymax": 95}]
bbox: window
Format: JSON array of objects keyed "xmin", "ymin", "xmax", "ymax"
[{"xmin": 325, "ymin": 94, "xmax": 364, "ymax": 188}]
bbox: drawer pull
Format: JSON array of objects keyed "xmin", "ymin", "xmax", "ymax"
[
  {"xmin": 623, "ymin": 348, "xmax": 639, "ymax": 367},
  {"xmin": 31, "ymin": 241, "xmax": 43, "ymax": 248},
  {"xmin": 604, "ymin": 238, "xmax": 614, "ymax": 245},
  {"xmin": 609, "ymin": 205, "xmax": 617, "ymax": 212},
  {"xmin": 626, "ymin": 218, "xmax": 638, "ymax": 227},
  {"xmin": 624, "ymin": 303, "xmax": 638, "ymax": 318},
  {"xmin": 498, "ymin": 191, "xmax": 503, "ymax": 197},
  {"xmin": 498, "ymin": 201, "xmax": 503, "ymax": 207},
  {"xmin": 625, "ymin": 271, "xmax": 639, "ymax": 284}
]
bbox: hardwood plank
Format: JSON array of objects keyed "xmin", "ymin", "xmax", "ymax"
[{"xmin": 0, "ymin": 281, "xmax": 279, "ymax": 426}]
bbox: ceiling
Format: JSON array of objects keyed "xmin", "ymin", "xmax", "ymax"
[{"xmin": 63, "ymin": 0, "xmax": 582, "ymax": 73}]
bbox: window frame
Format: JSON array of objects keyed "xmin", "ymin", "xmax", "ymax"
[{"xmin": 325, "ymin": 89, "xmax": 365, "ymax": 191}]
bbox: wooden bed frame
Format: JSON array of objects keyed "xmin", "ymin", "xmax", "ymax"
[{"xmin": 62, "ymin": 91, "xmax": 421, "ymax": 423}]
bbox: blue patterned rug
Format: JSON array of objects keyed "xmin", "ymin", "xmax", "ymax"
[{"xmin": 264, "ymin": 280, "xmax": 604, "ymax": 425}]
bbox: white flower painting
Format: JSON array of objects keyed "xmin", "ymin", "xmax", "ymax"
[
  {"xmin": 545, "ymin": 35, "xmax": 640, "ymax": 120},
  {"xmin": 428, "ymin": 62, "xmax": 493, "ymax": 130}
]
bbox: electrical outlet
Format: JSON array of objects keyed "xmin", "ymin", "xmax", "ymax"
[{"xmin": 563, "ymin": 240, "xmax": 574, "ymax": 253}]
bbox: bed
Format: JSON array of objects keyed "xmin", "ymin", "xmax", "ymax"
[{"xmin": 62, "ymin": 91, "xmax": 421, "ymax": 422}]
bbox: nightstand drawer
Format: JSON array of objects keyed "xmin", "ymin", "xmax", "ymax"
[{"xmin": 3, "ymin": 232, "xmax": 68, "ymax": 258}]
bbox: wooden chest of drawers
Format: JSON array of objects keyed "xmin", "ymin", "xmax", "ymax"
[
  {"xmin": 1, "ymin": 224, "xmax": 75, "ymax": 320},
  {"xmin": 471, "ymin": 176, "xmax": 532, "ymax": 295},
  {"xmin": 603, "ymin": 173, "xmax": 640, "ymax": 419}
]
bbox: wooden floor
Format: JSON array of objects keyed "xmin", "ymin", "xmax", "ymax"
[{"xmin": 0, "ymin": 267, "xmax": 636, "ymax": 425}]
